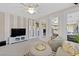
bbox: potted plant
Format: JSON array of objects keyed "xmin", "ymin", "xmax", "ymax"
[{"xmin": 75, "ymin": 33, "xmax": 79, "ymax": 43}]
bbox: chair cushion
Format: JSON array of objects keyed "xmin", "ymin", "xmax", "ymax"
[
  {"xmin": 48, "ymin": 39, "xmax": 63, "ymax": 52},
  {"xmin": 56, "ymin": 47, "xmax": 72, "ymax": 56},
  {"xmin": 62, "ymin": 41, "xmax": 79, "ymax": 56},
  {"xmin": 62, "ymin": 42, "xmax": 75, "ymax": 55}
]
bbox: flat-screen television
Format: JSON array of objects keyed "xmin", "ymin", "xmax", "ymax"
[{"xmin": 11, "ymin": 28, "xmax": 26, "ymax": 37}]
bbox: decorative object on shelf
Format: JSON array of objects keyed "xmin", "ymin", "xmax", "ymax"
[
  {"xmin": 36, "ymin": 22, "xmax": 39, "ymax": 28},
  {"xmin": 42, "ymin": 23, "xmax": 46, "ymax": 28},
  {"xmin": 32, "ymin": 29, "xmax": 34, "ymax": 36},
  {"xmin": 32, "ymin": 20, "xmax": 36, "ymax": 28},
  {"xmin": 32, "ymin": 20, "xmax": 34, "ymax": 26}
]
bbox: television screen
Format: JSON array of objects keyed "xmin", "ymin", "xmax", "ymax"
[{"xmin": 11, "ymin": 28, "xmax": 26, "ymax": 37}]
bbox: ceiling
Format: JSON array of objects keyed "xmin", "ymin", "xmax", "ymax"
[
  {"xmin": 0, "ymin": 3, "xmax": 74, "ymax": 19},
  {"xmin": 67, "ymin": 11, "xmax": 79, "ymax": 24}
]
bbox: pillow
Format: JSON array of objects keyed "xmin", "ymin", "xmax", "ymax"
[
  {"xmin": 62, "ymin": 41, "xmax": 79, "ymax": 56},
  {"xmin": 62, "ymin": 43, "xmax": 75, "ymax": 55},
  {"xmin": 75, "ymin": 54, "xmax": 79, "ymax": 56}
]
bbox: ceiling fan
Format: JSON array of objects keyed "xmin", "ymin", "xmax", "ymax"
[{"xmin": 21, "ymin": 3, "xmax": 39, "ymax": 14}]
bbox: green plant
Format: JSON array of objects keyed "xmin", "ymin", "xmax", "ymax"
[{"xmin": 75, "ymin": 33, "xmax": 79, "ymax": 43}]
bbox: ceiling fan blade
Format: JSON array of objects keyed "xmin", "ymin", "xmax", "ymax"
[{"xmin": 20, "ymin": 3, "xmax": 28, "ymax": 10}]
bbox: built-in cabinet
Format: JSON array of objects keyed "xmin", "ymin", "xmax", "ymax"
[
  {"xmin": 9, "ymin": 14, "xmax": 29, "ymax": 43},
  {"xmin": 28, "ymin": 19, "xmax": 47, "ymax": 39}
]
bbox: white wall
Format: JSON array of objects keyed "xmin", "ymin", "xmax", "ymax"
[{"xmin": 58, "ymin": 12, "xmax": 67, "ymax": 40}]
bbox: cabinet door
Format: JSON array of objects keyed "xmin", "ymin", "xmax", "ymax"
[
  {"xmin": 23, "ymin": 17, "xmax": 28, "ymax": 39},
  {"xmin": 10, "ymin": 14, "xmax": 14, "ymax": 28},
  {"xmin": 0, "ymin": 12, "xmax": 5, "ymax": 41},
  {"xmin": 17, "ymin": 16, "xmax": 21, "ymax": 28},
  {"xmin": 23, "ymin": 17, "xmax": 26, "ymax": 28}
]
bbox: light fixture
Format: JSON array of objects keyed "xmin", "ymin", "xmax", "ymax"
[
  {"xmin": 27, "ymin": 7, "xmax": 36, "ymax": 14},
  {"xmin": 21, "ymin": 3, "xmax": 39, "ymax": 14}
]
